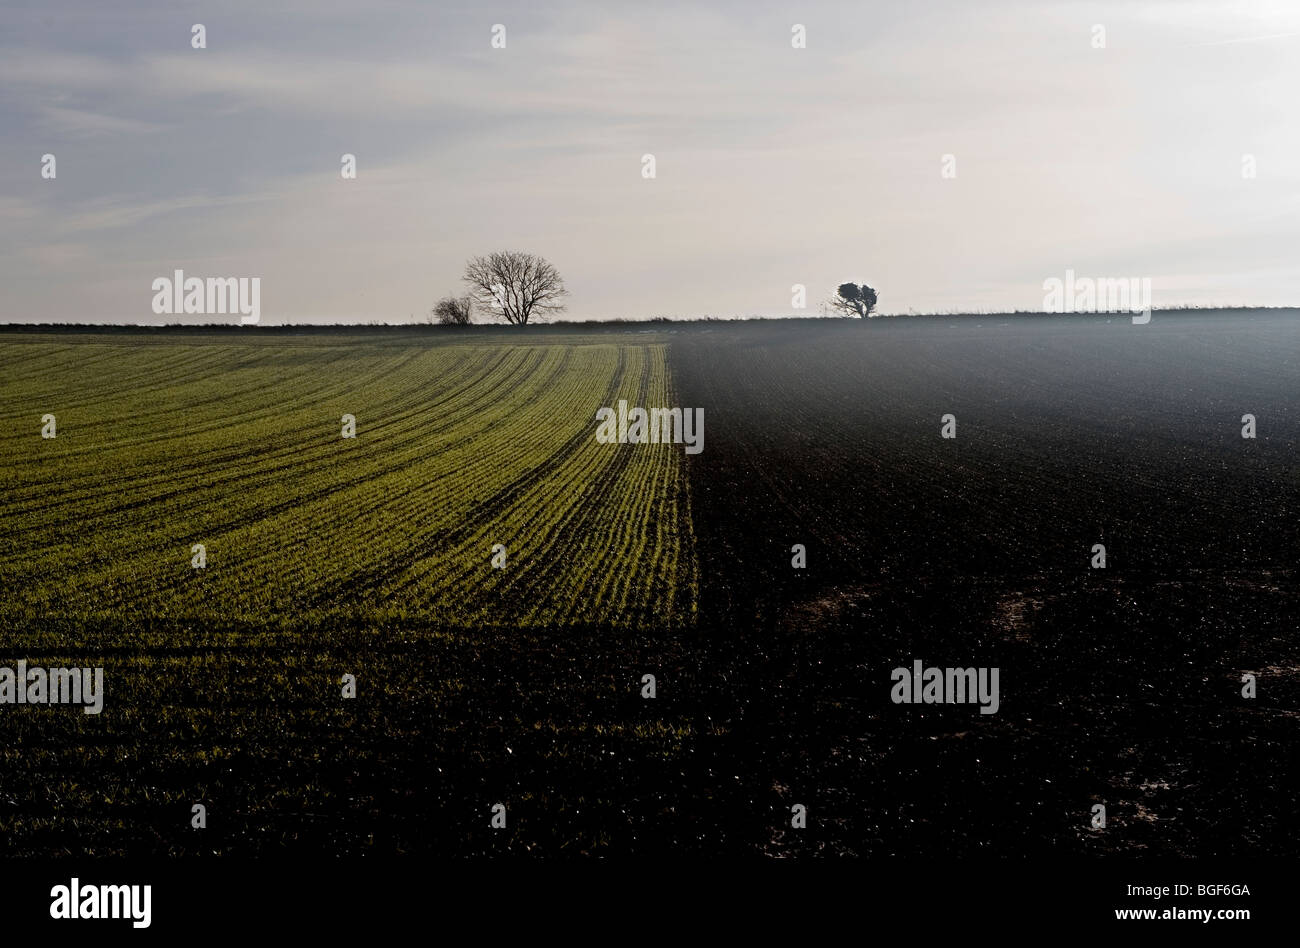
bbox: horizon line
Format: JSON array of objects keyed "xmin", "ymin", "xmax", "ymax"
[{"xmin": 4, "ymin": 305, "xmax": 1300, "ymax": 330}]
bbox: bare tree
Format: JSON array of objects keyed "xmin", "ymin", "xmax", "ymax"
[
  {"xmin": 463, "ymin": 251, "xmax": 567, "ymax": 325},
  {"xmin": 825, "ymin": 282, "xmax": 878, "ymax": 318},
  {"xmin": 433, "ymin": 295, "xmax": 473, "ymax": 325}
]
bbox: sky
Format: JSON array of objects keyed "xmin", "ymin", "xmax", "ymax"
[{"xmin": 1, "ymin": 0, "xmax": 1298, "ymax": 323}]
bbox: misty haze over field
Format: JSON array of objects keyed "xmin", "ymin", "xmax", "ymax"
[{"xmin": 1, "ymin": 0, "xmax": 1298, "ymax": 324}]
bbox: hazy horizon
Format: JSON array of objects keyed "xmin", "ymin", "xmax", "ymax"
[{"xmin": 3, "ymin": 0, "xmax": 1298, "ymax": 324}]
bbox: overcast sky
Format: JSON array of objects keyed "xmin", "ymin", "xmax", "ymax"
[{"xmin": 1, "ymin": 0, "xmax": 1297, "ymax": 323}]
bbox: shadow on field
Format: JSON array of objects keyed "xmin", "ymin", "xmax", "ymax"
[
  {"xmin": 714, "ymin": 573, "xmax": 1300, "ymax": 856},
  {"xmin": 671, "ymin": 315, "xmax": 1300, "ymax": 857}
]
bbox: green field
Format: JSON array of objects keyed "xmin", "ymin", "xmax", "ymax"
[
  {"xmin": 0, "ymin": 329, "xmax": 703, "ymax": 855},
  {"xmin": 1, "ymin": 332, "xmax": 697, "ymax": 632}
]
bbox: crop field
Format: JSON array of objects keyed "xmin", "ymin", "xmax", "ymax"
[
  {"xmin": 1, "ymin": 313, "xmax": 1298, "ymax": 857},
  {"xmin": 0, "ymin": 330, "xmax": 703, "ymax": 855},
  {"xmin": 673, "ymin": 313, "xmax": 1300, "ymax": 856},
  {"xmin": 1, "ymin": 333, "xmax": 695, "ymax": 630}
]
